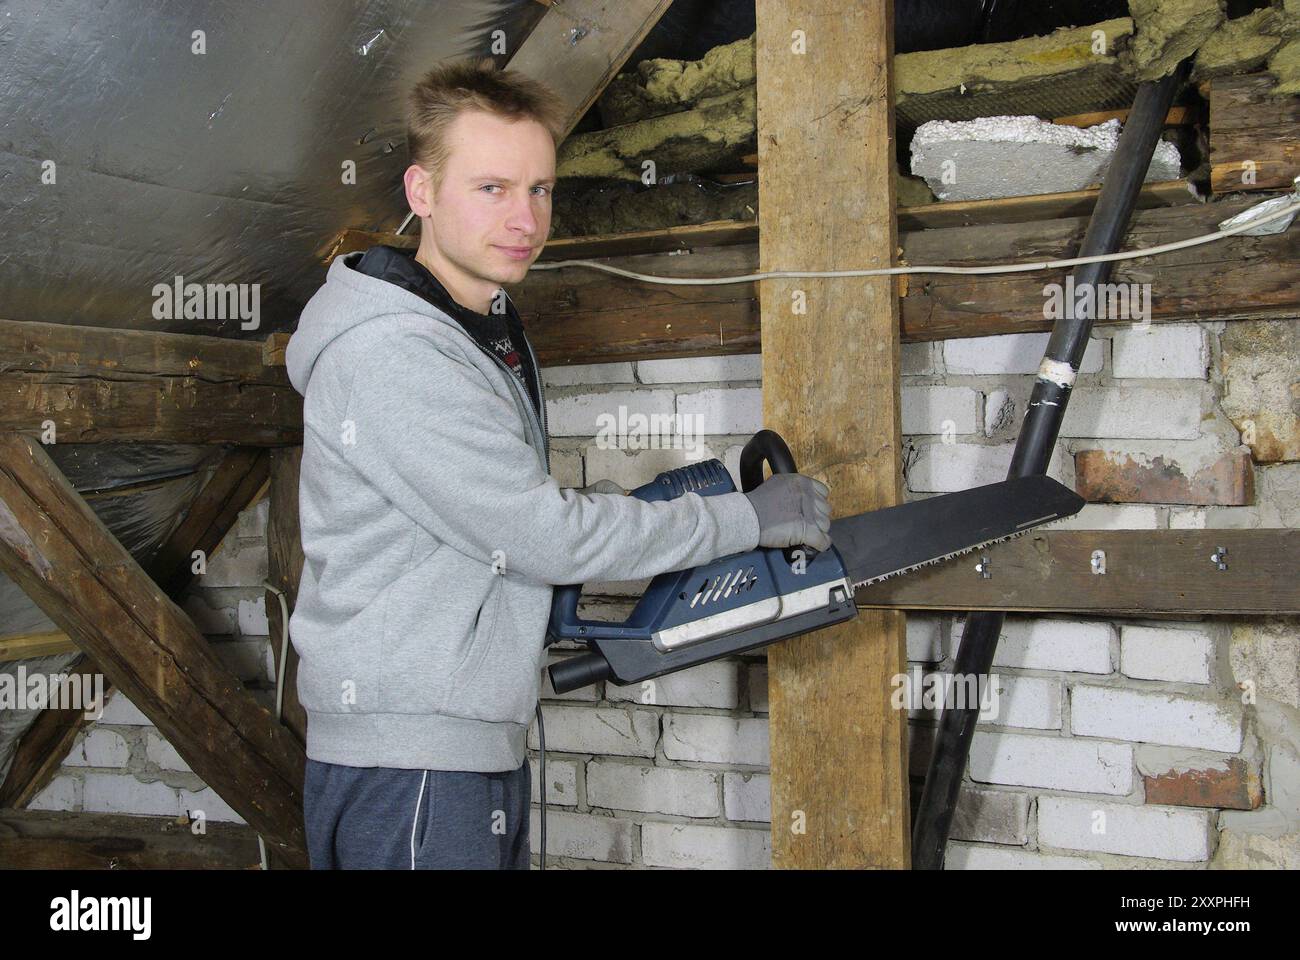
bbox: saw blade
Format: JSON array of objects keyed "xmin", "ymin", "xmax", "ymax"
[{"xmin": 828, "ymin": 475, "xmax": 1085, "ymax": 589}]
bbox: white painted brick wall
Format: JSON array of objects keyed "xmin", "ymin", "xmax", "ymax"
[
  {"xmin": 950, "ymin": 785, "xmax": 1031, "ymax": 845},
  {"xmin": 944, "ymin": 333, "xmax": 1103, "ymax": 375},
  {"xmin": 984, "ymin": 675, "xmax": 1063, "ymax": 730},
  {"xmin": 901, "ymin": 386, "xmax": 981, "ymax": 435},
  {"xmin": 641, "ymin": 821, "xmax": 770, "ymax": 869},
  {"xmin": 28, "ymin": 775, "xmax": 78, "ymax": 812},
  {"xmin": 542, "ymin": 362, "xmax": 635, "ymax": 386},
  {"xmin": 675, "ymin": 387, "xmax": 762, "ymax": 435},
  {"xmin": 200, "ymin": 536, "xmax": 268, "ymax": 588},
  {"xmin": 586, "ymin": 761, "xmax": 721, "ymax": 817},
  {"xmin": 1070, "ymin": 686, "xmax": 1243, "ymax": 751},
  {"xmin": 1037, "ymin": 796, "xmax": 1213, "ymax": 861},
  {"xmin": 545, "ymin": 388, "xmax": 676, "ymax": 437},
  {"xmin": 237, "ymin": 597, "xmax": 269, "ymax": 636},
  {"xmin": 945, "ymin": 843, "xmax": 1101, "ymax": 869},
  {"xmin": 951, "ymin": 618, "xmax": 1113, "ymax": 673},
  {"xmin": 723, "ymin": 772, "xmax": 771, "ymax": 822},
  {"xmin": 906, "ymin": 615, "xmax": 946, "ymax": 662},
  {"xmin": 902, "ymin": 341, "xmax": 937, "ymax": 375},
  {"xmin": 1059, "ymin": 386, "xmax": 1201, "ymax": 440},
  {"xmin": 968, "ymin": 731, "xmax": 1133, "ymax": 794},
  {"xmin": 582, "ymin": 443, "xmax": 721, "ymax": 489},
  {"xmin": 527, "ymin": 706, "xmax": 658, "ymax": 757},
  {"xmin": 748, "ymin": 662, "xmax": 768, "ymax": 713},
  {"xmin": 1050, "ymin": 503, "xmax": 1161, "ymax": 530},
  {"xmin": 64, "ymin": 729, "xmax": 130, "ymax": 768},
  {"xmin": 908, "ymin": 441, "xmax": 1072, "ymax": 492},
  {"xmin": 98, "ymin": 691, "xmax": 151, "ymax": 725},
  {"xmin": 529, "ymin": 756, "xmax": 579, "ymax": 807},
  {"xmin": 637, "ymin": 355, "xmax": 762, "ymax": 383},
  {"xmin": 604, "ymin": 660, "xmax": 741, "ymax": 709},
  {"xmin": 81, "ymin": 773, "xmax": 179, "ymax": 817},
  {"xmin": 662, "ymin": 714, "xmax": 769, "ymax": 766},
  {"xmin": 528, "ymin": 808, "xmax": 635, "ymax": 863},
  {"xmin": 180, "ymin": 785, "xmax": 245, "ymax": 824},
  {"xmin": 145, "ymin": 731, "xmax": 191, "ymax": 772},
  {"xmin": 1110, "ymin": 325, "xmax": 1207, "ymax": 379},
  {"xmin": 1120, "ymin": 625, "xmax": 1214, "ymax": 684}
]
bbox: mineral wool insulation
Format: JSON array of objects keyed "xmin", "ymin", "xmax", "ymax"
[{"xmin": 910, "ymin": 115, "xmax": 1182, "ymax": 201}]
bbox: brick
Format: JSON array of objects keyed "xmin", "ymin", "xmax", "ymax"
[
  {"xmin": 541, "ymin": 362, "xmax": 635, "ymax": 386},
  {"xmin": 723, "ymin": 772, "xmax": 771, "ymax": 822},
  {"xmin": 182, "ymin": 592, "xmax": 237, "ymax": 635},
  {"xmin": 235, "ymin": 498, "xmax": 269, "ymax": 539},
  {"xmin": 529, "ymin": 809, "xmax": 635, "ymax": 863},
  {"xmin": 1049, "ymin": 503, "xmax": 1160, "ymax": 530},
  {"xmin": 675, "ymin": 387, "xmax": 762, "ymax": 435},
  {"xmin": 1111, "ymin": 324, "xmax": 1207, "ymax": 379},
  {"xmin": 1139, "ymin": 749, "xmax": 1261, "ymax": 810},
  {"xmin": 943, "ymin": 332, "xmax": 1102, "ymax": 375},
  {"xmin": 983, "ymin": 388, "xmax": 1015, "ymax": 437},
  {"xmin": 984, "ymin": 675, "xmax": 1063, "ymax": 730},
  {"xmin": 529, "ymin": 756, "xmax": 579, "ymax": 807},
  {"xmin": 968, "ymin": 731, "xmax": 1133, "ymax": 794},
  {"xmin": 549, "ymin": 448, "xmax": 583, "ymax": 488},
  {"xmin": 1070, "ymin": 686, "xmax": 1243, "ymax": 751},
  {"xmin": 951, "ymin": 618, "xmax": 1112, "ymax": 674},
  {"xmin": 1059, "ymin": 387, "xmax": 1202, "ymax": 440},
  {"xmin": 906, "ymin": 615, "xmax": 946, "ymax": 662},
  {"xmin": 900, "ymin": 386, "xmax": 980, "ymax": 435},
  {"xmin": 662, "ymin": 714, "xmax": 769, "ymax": 766},
  {"xmin": 1120, "ymin": 625, "xmax": 1214, "ymax": 684},
  {"xmin": 582, "ymin": 443, "xmax": 720, "ymax": 491},
  {"xmin": 97, "ymin": 691, "xmax": 151, "ymax": 725},
  {"xmin": 145, "ymin": 732, "xmax": 191, "ymax": 772},
  {"xmin": 65, "ymin": 728, "xmax": 131, "ymax": 768},
  {"xmin": 200, "ymin": 536, "xmax": 268, "ymax": 588},
  {"xmin": 237, "ymin": 596, "xmax": 269, "ymax": 636},
  {"xmin": 1229, "ymin": 621, "xmax": 1300, "ymax": 709},
  {"xmin": 82, "ymin": 773, "xmax": 180, "ymax": 817},
  {"xmin": 945, "ymin": 842, "xmax": 1101, "ymax": 869},
  {"xmin": 212, "ymin": 637, "xmax": 269, "ymax": 683},
  {"xmin": 526, "ymin": 706, "xmax": 658, "ymax": 758},
  {"xmin": 1038, "ymin": 796, "xmax": 1214, "ymax": 861},
  {"xmin": 586, "ymin": 761, "xmax": 721, "ymax": 817},
  {"xmin": 545, "ymin": 388, "xmax": 676, "ymax": 438},
  {"xmin": 27, "ymin": 775, "xmax": 78, "ymax": 812},
  {"xmin": 1075, "ymin": 449, "xmax": 1253, "ymax": 505},
  {"xmin": 909, "ymin": 441, "xmax": 1073, "ymax": 493},
  {"xmin": 641, "ymin": 821, "xmax": 770, "ymax": 869},
  {"xmin": 604, "ymin": 660, "xmax": 740, "ymax": 709},
  {"xmin": 1218, "ymin": 319, "xmax": 1299, "ymax": 463},
  {"xmin": 949, "ymin": 786, "xmax": 1030, "ymax": 844},
  {"xmin": 901, "ymin": 341, "xmax": 936, "ymax": 376},
  {"xmin": 637, "ymin": 355, "xmax": 761, "ymax": 383}
]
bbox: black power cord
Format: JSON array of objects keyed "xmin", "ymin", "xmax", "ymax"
[{"xmin": 535, "ymin": 701, "xmax": 546, "ymax": 870}]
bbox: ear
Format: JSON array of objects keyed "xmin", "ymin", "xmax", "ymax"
[{"xmin": 403, "ymin": 164, "xmax": 434, "ymax": 219}]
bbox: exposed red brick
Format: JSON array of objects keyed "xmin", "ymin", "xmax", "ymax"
[
  {"xmin": 1074, "ymin": 449, "xmax": 1254, "ymax": 505},
  {"xmin": 1144, "ymin": 757, "xmax": 1261, "ymax": 810}
]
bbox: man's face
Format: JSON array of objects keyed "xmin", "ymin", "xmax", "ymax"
[{"xmin": 405, "ymin": 109, "xmax": 556, "ymax": 312}]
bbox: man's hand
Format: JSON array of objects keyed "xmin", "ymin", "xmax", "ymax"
[
  {"xmin": 743, "ymin": 473, "xmax": 832, "ymax": 551},
  {"xmin": 577, "ymin": 479, "xmax": 627, "ymax": 496}
]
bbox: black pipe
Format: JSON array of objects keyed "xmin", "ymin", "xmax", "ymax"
[{"xmin": 911, "ymin": 60, "xmax": 1192, "ymax": 870}]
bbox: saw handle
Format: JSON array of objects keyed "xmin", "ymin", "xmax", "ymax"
[{"xmin": 739, "ymin": 429, "xmax": 821, "ymax": 564}]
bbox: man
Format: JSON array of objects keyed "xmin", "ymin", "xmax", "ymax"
[{"xmin": 285, "ymin": 58, "xmax": 831, "ymax": 869}]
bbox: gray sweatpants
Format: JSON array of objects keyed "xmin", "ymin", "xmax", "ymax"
[{"xmin": 303, "ymin": 757, "xmax": 530, "ymax": 869}]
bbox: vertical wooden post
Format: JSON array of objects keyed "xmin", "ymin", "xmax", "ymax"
[{"xmin": 756, "ymin": 0, "xmax": 911, "ymax": 867}]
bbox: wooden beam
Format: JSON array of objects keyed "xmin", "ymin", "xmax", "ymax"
[
  {"xmin": 1210, "ymin": 74, "xmax": 1300, "ymax": 195},
  {"xmin": 0, "ymin": 434, "xmax": 306, "ymax": 865},
  {"xmin": 0, "ymin": 809, "xmax": 261, "ymax": 869},
  {"xmin": 852, "ymin": 530, "xmax": 1300, "ymax": 615},
  {"xmin": 265, "ymin": 447, "xmax": 308, "ymax": 747},
  {"xmin": 758, "ymin": 2, "xmax": 910, "ymax": 869},
  {"xmin": 0, "ymin": 630, "xmax": 78, "ymax": 661},
  {"xmin": 506, "ymin": 0, "xmax": 677, "ymax": 139},
  {"xmin": 0, "ymin": 319, "xmax": 302, "ymax": 445},
  {"xmin": 497, "ymin": 193, "xmax": 1298, "ymax": 366},
  {"xmin": 0, "ymin": 446, "xmax": 276, "ymax": 810}
]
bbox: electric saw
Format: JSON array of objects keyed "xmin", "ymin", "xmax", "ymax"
[{"xmin": 546, "ymin": 429, "xmax": 1084, "ymax": 694}]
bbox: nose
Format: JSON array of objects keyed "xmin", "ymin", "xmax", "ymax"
[{"xmin": 504, "ymin": 190, "xmax": 540, "ymax": 238}]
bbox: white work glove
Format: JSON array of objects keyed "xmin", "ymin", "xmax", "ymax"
[{"xmin": 743, "ymin": 474, "xmax": 832, "ymax": 551}]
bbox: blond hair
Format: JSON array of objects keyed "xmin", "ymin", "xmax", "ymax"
[{"xmin": 406, "ymin": 57, "xmax": 567, "ymax": 193}]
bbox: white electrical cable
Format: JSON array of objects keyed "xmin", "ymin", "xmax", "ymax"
[
  {"xmin": 257, "ymin": 581, "xmax": 293, "ymax": 871},
  {"xmin": 527, "ymin": 199, "xmax": 1300, "ymax": 286}
]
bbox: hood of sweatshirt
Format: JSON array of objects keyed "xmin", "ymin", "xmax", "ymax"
[{"xmin": 285, "ymin": 250, "xmax": 466, "ymax": 396}]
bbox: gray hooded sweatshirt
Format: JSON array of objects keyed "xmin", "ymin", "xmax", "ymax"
[{"xmin": 284, "ymin": 251, "xmax": 762, "ymax": 772}]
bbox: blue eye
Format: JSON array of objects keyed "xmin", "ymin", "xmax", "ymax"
[{"xmin": 481, "ymin": 184, "xmax": 500, "ymax": 193}]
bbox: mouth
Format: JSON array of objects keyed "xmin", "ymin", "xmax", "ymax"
[{"xmin": 495, "ymin": 244, "xmax": 534, "ymax": 260}]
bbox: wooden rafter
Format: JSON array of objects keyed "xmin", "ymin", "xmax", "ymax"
[{"xmin": 0, "ymin": 435, "xmax": 304, "ymax": 865}]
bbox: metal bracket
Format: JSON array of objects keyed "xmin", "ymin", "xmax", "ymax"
[
  {"xmin": 975, "ymin": 555, "xmax": 992, "ymax": 579},
  {"xmin": 1090, "ymin": 549, "xmax": 1106, "ymax": 575},
  {"xmin": 1211, "ymin": 546, "xmax": 1229, "ymax": 571}
]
